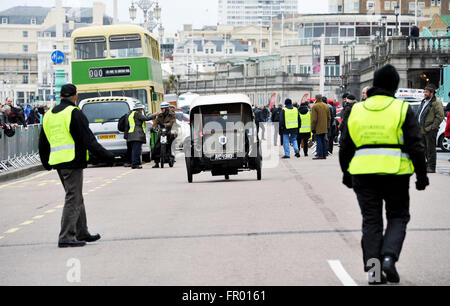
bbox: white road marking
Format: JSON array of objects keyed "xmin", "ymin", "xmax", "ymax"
[
  {"xmin": 20, "ymin": 220, "xmax": 34, "ymax": 226},
  {"xmin": 327, "ymin": 260, "xmax": 358, "ymax": 286},
  {"xmin": 4, "ymin": 228, "xmax": 20, "ymax": 234}
]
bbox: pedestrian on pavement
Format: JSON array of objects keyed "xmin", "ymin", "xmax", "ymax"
[
  {"xmin": 279, "ymin": 98, "xmax": 301, "ymax": 159},
  {"xmin": 339, "ymin": 64, "xmax": 428, "ymax": 285},
  {"xmin": 325, "ymin": 96, "xmax": 337, "ymax": 155},
  {"xmin": 311, "ymin": 94, "xmax": 331, "ymax": 160},
  {"xmin": 298, "ymin": 102, "xmax": 311, "ymax": 157},
  {"xmin": 152, "ymin": 102, "xmax": 177, "ymax": 168},
  {"xmin": 125, "ymin": 103, "xmax": 156, "ymax": 169},
  {"xmin": 416, "ymin": 83, "xmax": 444, "ymax": 173},
  {"xmin": 361, "ymin": 86, "xmax": 371, "ymax": 101},
  {"xmin": 255, "ymin": 105, "xmax": 266, "ymax": 140},
  {"xmin": 338, "ymin": 94, "xmax": 358, "ymax": 136},
  {"xmin": 5, "ymin": 97, "xmax": 28, "ymax": 130},
  {"xmin": 271, "ymin": 103, "xmax": 283, "ymax": 146},
  {"xmin": 39, "ymin": 84, "xmax": 115, "ymax": 248}
]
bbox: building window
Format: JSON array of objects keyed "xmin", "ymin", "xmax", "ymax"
[
  {"xmin": 23, "ymin": 45, "xmax": 28, "ymax": 52},
  {"xmin": 367, "ymin": 1, "xmax": 375, "ymax": 10},
  {"xmin": 2, "ymin": 17, "xmax": 7, "ymax": 24},
  {"xmin": 30, "ymin": 18, "xmax": 36, "ymax": 25},
  {"xmin": 385, "ymin": 1, "xmax": 391, "ymax": 10},
  {"xmin": 23, "ymin": 60, "xmax": 29, "ymax": 70},
  {"xmin": 261, "ymin": 41, "xmax": 266, "ymax": 48},
  {"xmin": 23, "ymin": 31, "xmax": 28, "ymax": 38},
  {"xmin": 23, "ymin": 76, "xmax": 29, "ymax": 84},
  {"xmin": 205, "ymin": 49, "xmax": 209, "ymax": 54}
]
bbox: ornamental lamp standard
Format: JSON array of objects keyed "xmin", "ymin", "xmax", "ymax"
[
  {"xmin": 129, "ymin": 0, "xmax": 162, "ymax": 33},
  {"xmin": 394, "ymin": 6, "xmax": 400, "ymax": 36},
  {"xmin": 158, "ymin": 25, "xmax": 164, "ymax": 45},
  {"xmin": 381, "ymin": 16, "xmax": 387, "ymax": 42},
  {"xmin": 129, "ymin": 2, "xmax": 137, "ymax": 21}
]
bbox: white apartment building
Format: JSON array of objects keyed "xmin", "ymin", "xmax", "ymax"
[{"xmin": 218, "ymin": 0, "xmax": 298, "ymax": 26}]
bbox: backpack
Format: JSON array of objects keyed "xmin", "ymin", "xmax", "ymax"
[{"xmin": 118, "ymin": 113, "xmax": 129, "ymax": 132}]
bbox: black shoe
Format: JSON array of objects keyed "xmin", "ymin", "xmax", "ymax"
[
  {"xmin": 58, "ymin": 241, "xmax": 86, "ymax": 248},
  {"xmin": 123, "ymin": 163, "xmax": 131, "ymax": 167},
  {"xmin": 282, "ymin": 156, "xmax": 290, "ymax": 159},
  {"xmin": 132, "ymin": 165, "xmax": 143, "ymax": 169},
  {"xmin": 152, "ymin": 163, "xmax": 160, "ymax": 168},
  {"xmin": 295, "ymin": 152, "xmax": 300, "ymax": 158},
  {"xmin": 368, "ymin": 272, "xmax": 388, "ymax": 285},
  {"xmin": 77, "ymin": 234, "xmax": 101, "ymax": 243},
  {"xmin": 382, "ymin": 256, "xmax": 400, "ymax": 283}
]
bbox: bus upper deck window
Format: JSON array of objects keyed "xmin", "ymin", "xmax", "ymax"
[
  {"xmin": 74, "ymin": 37, "xmax": 107, "ymax": 60},
  {"xmin": 110, "ymin": 34, "xmax": 143, "ymax": 58}
]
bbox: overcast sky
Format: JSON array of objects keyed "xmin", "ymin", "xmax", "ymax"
[{"xmin": 0, "ymin": 0, "xmax": 328, "ymax": 33}]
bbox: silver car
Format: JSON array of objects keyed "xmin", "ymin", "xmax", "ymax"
[{"xmin": 78, "ymin": 97, "xmax": 152, "ymax": 163}]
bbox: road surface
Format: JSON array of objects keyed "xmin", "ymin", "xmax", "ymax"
[{"xmin": 0, "ymin": 149, "xmax": 449, "ymax": 286}]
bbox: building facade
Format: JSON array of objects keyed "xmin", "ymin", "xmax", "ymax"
[
  {"xmin": 329, "ymin": 0, "xmax": 450, "ymax": 16},
  {"xmin": 218, "ymin": 0, "xmax": 298, "ymax": 27}
]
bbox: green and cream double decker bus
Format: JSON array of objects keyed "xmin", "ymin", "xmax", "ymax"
[{"xmin": 71, "ymin": 24, "xmax": 163, "ymax": 112}]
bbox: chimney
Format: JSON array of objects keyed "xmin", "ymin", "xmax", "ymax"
[{"xmin": 93, "ymin": 2, "xmax": 106, "ymax": 26}]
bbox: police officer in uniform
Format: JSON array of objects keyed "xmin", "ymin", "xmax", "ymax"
[
  {"xmin": 339, "ymin": 65, "xmax": 429, "ymax": 284},
  {"xmin": 39, "ymin": 84, "xmax": 115, "ymax": 248}
]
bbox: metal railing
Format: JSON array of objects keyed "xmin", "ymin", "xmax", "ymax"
[{"xmin": 0, "ymin": 124, "xmax": 41, "ymax": 173}]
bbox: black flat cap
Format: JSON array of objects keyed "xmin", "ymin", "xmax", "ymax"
[{"xmin": 60, "ymin": 84, "xmax": 77, "ymax": 98}]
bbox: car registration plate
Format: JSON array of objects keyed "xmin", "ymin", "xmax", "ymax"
[
  {"xmin": 98, "ymin": 134, "xmax": 117, "ymax": 140},
  {"xmin": 212, "ymin": 153, "xmax": 234, "ymax": 160}
]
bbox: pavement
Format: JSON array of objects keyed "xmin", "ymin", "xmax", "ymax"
[{"xmin": 0, "ymin": 148, "xmax": 449, "ymax": 286}]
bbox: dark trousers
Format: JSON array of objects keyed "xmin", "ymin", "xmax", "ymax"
[
  {"xmin": 57, "ymin": 168, "xmax": 90, "ymax": 243},
  {"xmin": 353, "ymin": 175, "xmax": 411, "ymax": 272},
  {"xmin": 315, "ymin": 133, "xmax": 328, "ymax": 158},
  {"xmin": 153, "ymin": 135, "xmax": 174, "ymax": 164},
  {"xmin": 298, "ymin": 133, "xmax": 311, "ymax": 156},
  {"xmin": 423, "ymin": 130, "xmax": 438, "ymax": 171},
  {"xmin": 130, "ymin": 141, "xmax": 142, "ymax": 167}
]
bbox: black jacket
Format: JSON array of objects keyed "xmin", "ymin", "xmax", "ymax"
[
  {"xmin": 339, "ymin": 88, "xmax": 427, "ymax": 180},
  {"xmin": 125, "ymin": 110, "xmax": 155, "ymax": 143},
  {"xmin": 271, "ymin": 107, "xmax": 282, "ymax": 122},
  {"xmin": 7, "ymin": 106, "xmax": 27, "ymax": 127},
  {"xmin": 39, "ymin": 99, "xmax": 114, "ymax": 170}
]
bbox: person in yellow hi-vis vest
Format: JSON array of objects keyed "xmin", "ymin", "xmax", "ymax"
[
  {"xmin": 124, "ymin": 103, "xmax": 157, "ymax": 169},
  {"xmin": 339, "ymin": 65, "xmax": 429, "ymax": 285},
  {"xmin": 39, "ymin": 84, "xmax": 115, "ymax": 248},
  {"xmin": 298, "ymin": 102, "xmax": 311, "ymax": 157},
  {"xmin": 279, "ymin": 99, "xmax": 301, "ymax": 159}
]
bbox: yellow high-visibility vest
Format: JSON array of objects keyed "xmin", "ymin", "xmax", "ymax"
[
  {"xmin": 299, "ymin": 112, "xmax": 311, "ymax": 133},
  {"xmin": 128, "ymin": 111, "xmax": 146, "ymax": 134},
  {"xmin": 284, "ymin": 107, "xmax": 299, "ymax": 129},
  {"xmin": 43, "ymin": 106, "xmax": 88, "ymax": 166},
  {"xmin": 347, "ymin": 95, "xmax": 414, "ymax": 175}
]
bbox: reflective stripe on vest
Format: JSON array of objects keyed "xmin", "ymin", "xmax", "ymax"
[
  {"xmin": 347, "ymin": 96, "xmax": 414, "ymax": 175},
  {"xmin": 43, "ymin": 105, "xmax": 89, "ymax": 166},
  {"xmin": 299, "ymin": 112, "xmax": 311, "ymax": 133},
  {"xmin": 284, "ymin": 107, "xmax": 299, "ymax": 129},
  {"xmin": 128, "ymin": 111, "xmax": 146, "ymax": 134}
]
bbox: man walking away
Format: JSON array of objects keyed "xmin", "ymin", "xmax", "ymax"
[
  {"xmin": 39, "ymin": 84, "xmax": 115, "ymax": 248},
  {"xmin": 325, "ymin": 97, "xmax": 337, "ymax": 155},
  {"xmin": 339, "ymin": 64, "xmax": 428, "ymax": 285},
  {"xmin": 271, "ymin": 103, "xmax": 283, "ymax": 146},
  {"xmin": 298, "ymin": 102, "xmax": 311, "ymax": 157},
  {"xmin": 311, "ymin": 94, "xmax": 331, "ymax": 160},
  {"xmin": 255, "ymin": 105, "xmax": 266, "ymax": 140},
  {"xmin": 279, "ymin": 99, "xmax": 301, "ymax": 159},
  {"xmin": 416, "ymin": 84, "xmax": 444, "ymax": 173},
  {"xmin": 125, "ymin": 103, "xmax": 156, "ymax": 169}
]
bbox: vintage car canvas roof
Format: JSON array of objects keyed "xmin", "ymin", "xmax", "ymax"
[{"xmin": 190, "ymin": 94, "xmax": 252, "ymax": 110}]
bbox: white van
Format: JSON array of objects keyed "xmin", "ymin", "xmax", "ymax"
[{"xmin": 78, "ymin": 97, "xmax": 152, "ymax": 163}]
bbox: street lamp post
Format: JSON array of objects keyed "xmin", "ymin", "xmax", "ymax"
[
  {"xmin": 381, "ymin": 16, "xmax": 387, "ymax": 42},
  {"xmin": 394, "ymin": 6, "xmax": 400, "ymax": 37},
  {"xmin": 129, "ymin": 0, "xmax": 162, "ymax": 33}
]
